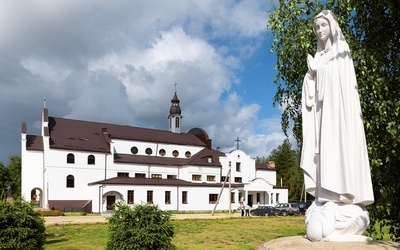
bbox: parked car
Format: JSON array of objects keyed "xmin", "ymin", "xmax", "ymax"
[
  {"xmin": 274, "ymin": 203, "xmax": 300, "ymax": 216},
  {"xmin": 296, "ymin": 201, "xmax": 312, "ymax": 215},
  {"xmin": 250, "ymin": 206, "xmax": 280, "ymax": 216}
]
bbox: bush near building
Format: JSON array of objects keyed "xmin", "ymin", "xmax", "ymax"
[
  {"xmin": 107, "ymin": 203, "xmax": 175, "ymax": 250},
  {"xmin": 0, "ymin": 199, "xmax": 46, "ymax": 249}
]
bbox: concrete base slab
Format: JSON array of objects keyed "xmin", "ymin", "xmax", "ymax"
[{"xmin": 256, "ymin": 236, "xmax": 400, "ymax": 250}]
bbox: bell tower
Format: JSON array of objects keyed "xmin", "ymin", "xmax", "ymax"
[{"xmin": 168, "ymin": 90, "xmax": 182, "ymax": 133}]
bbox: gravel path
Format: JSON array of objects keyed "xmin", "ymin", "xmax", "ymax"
[{"xmin": 44, "ymin": 212, "xmax": 242, "ymax": 226}]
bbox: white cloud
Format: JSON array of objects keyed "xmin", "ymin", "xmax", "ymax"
[
  {"xmin": 20, "ymin": 58, "xmax": 71, "ymax": 83},
  {"xmin": 0, "ymin": 0, "xmax": 281, "ymax": 163}
]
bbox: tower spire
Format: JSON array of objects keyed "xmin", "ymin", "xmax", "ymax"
[{"xmin": 168, "ymin": 84, "xmax": 182, "ymax": 133}]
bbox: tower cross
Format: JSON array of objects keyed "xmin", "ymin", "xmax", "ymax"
[{"xmin": 235, "ymin": 137, "xmax": 241, "ymax": 150}]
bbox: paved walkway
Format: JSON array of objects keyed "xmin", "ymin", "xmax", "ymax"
[{"xmin": 44, "ymin": 212, "xmax": 242, "ymax": 226}]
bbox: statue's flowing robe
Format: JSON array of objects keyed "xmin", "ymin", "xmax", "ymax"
[{"xmin": 301, "ymin": 40, "xmax": 374, "ymax": 206}]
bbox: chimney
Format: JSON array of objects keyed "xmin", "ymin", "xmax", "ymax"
[
  {"xmin": 268, "ymin": 161, "xmax": 276, "ymax": 169},
  {"xmin": 21, "ymin": 122, "xmax": 27, "ymax": 134}
]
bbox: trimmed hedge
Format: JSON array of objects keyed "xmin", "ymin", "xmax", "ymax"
[
  {"xmin": 0, "ymin": 199, "xmax": 46, "ymax": 249},
  {"xmin": 38, "ymin": 209, "xmax": 64, "ymax": 217}
]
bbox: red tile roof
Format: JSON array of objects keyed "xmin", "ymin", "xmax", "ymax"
[
  {"xmin": 46, "ymin": 117, "xmax": 208, "ymax": 153},
  {"xmin": 88, "ymin": 176, "xmax": 244, "ymax": 188},
  {"xmin": 255, "ymin": 163, "xmax": 276, "ymax": 171},
  {"xmin": 186, "ymin": 148, "xmax": 225, "ymax": 166},
  {"xmin": 26, "ymin": 135, "xmax": 43, "ymax": 151}
]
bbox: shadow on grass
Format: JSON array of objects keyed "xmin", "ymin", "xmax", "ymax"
[{"xmin": 45, "ymin": 233, "xmax": 69, "ymax": 245}]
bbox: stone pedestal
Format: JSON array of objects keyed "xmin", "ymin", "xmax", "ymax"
[
  {"xmin": 305, "ymin": 201, "xmax": 371, "ymax": 241},
  {"xmin": 257, "ymin": 236, "xmax": 400, "ymax": 250}
]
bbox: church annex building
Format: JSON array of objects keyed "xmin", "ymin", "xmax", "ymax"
[{"xmin": 21, "ymin": 92, "xmax": 288, "ymax": 213}]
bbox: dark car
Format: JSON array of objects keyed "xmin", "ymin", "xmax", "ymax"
[
  {"xmin": 274, "ymin": 203, "xmax": 300, "ymax": 216},
  {"xmin": 250, "ymin": 206, "xmax": 280, "ymax": 216},
  {"xmin": 296, "ymin": 201, "xmax": 312, "ymax": 215}
]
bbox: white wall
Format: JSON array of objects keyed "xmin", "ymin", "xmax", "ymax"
[
  {"xmin": 220, "ymin": 149, "xmax": 256, "ymax": 184},
  {"xmin": 21, "ymin": 150, "xmax": 44, "ymax": 202},
  {"xmin": 179, "ymin": 165, "xmax": 220, "ymax": 182},
  {"xmin": 256, "ymin": 170, "xmax": 277, "ymax": 186},
  {"xmin": 94, "ymin": 184, "xmax": 233, "ymax": 213}
]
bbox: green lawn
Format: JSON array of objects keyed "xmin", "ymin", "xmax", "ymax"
[{"xmin": 45, "ymin": 216, "xmax": 306, "ymax": 249}]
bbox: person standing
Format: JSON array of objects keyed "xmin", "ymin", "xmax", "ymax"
[
  {"xmin": 244, "ymin": 204, "xmax": 250, "ymax": 217},
  {"xmin": 239, "ymin": 199, "xmax": 245, "ymax": 217}
]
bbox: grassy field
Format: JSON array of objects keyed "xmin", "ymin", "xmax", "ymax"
[{"xmin": 45, "ymin": 216, "xmax": 306, "ymax": 249}]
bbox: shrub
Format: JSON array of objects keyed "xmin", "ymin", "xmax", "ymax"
[
  {"xmin": 38, "ymin": 209, "xmax": 64, "ymax": 217},
  {"xmin": 107, "ymin": 203, "xmax": 175, "ymax": 250},
  {"xmin": 0, "ymin": 199, "xmax": 46, "ymax": 249}
]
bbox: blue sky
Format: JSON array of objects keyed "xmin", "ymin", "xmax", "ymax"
[{"xmin": 0, "ymin": 0, "xmax": 293, "ymax": 165}]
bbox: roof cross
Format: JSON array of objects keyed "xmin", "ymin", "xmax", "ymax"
[{"xmin": 235, "ymin": 137, "xmax": 241, "ymax": 150}]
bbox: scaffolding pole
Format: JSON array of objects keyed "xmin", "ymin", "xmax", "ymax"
[{"xmin": 212, "ymin": 169, "xmax": 231, "ymax": 216}]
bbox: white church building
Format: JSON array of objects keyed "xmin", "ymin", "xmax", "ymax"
[{"xmin": 21, "ymin": 92, "xmax": 288, "ymax": 213}]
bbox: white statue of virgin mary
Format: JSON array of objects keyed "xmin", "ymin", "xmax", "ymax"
[{"xmin": 300, "ymin": 10, "xmax": 374, "ymax": 242}]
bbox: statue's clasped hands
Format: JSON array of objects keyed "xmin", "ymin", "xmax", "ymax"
[{"xmin": 307, "ymin": 54, "xmax": 317, "ymax": 76}]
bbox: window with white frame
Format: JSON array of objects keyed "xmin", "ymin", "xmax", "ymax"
[
  {"xmin": 182, "ymin": 191, "xmax": 188, "ymax": 204},
  {"xmin": 207, "ymin": 175, "xmax": 215, "ymax": 181},
  {"xmin": 66, "ymin": 175, "xmax": 74, "ymax": 188},
  {"xmin": 192, "ymin": 174, "xmax": 201, "ymax": 181},
  {"xmin": 209, "ymin": 194, "xmax": 218, "ymax": 204},
  {"xmin": 127, "ymin": 190, "xmax": 134, "ymax": 204},
  {"xmin": 165, "ymin": 191, "xmax": 171, "ymax": 204}
]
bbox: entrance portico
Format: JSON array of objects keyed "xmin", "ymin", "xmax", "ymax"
[{"xmin": 238, "ymin": 178, "xmax": 286, "ymax": 207}]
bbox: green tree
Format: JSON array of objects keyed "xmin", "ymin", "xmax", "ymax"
[
  {"xmin": 0, "ymin": 156, "xmax": 21, "ymax": 200},
  {"xmin": 268, "ymin": 0, "xmax": 399, "ymax": 240},
  {"xmin": 107, "ymin": 203, "xmax": 175, "ymax": 250},
  {"xmin": 7, "ymin": 156, "xmax": 21, "ymax": 199},
  {"xmin": 259, "ymin": 139, "xmax": 305, "ymax": 202},
  {"xmin": 0, "ymin": 162, "xmax": 9, "ymax": 198},
  {"xmin": 0, "ymin": 199, "xmax": 46, "ymax": 249}
]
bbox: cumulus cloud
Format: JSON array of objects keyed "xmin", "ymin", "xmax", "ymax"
[{"xmin": 0, "ymin": 0, "xmax": 285, "ymax": 164}]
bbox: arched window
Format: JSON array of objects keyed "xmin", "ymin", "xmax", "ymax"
[
  {"xmin": 88, "ymin": 155, "xmax": 95, "ymax": 165},
  {"xmin": 175, "ymin": 117, "xmax": 180, "ymax": 128},
  {"xmin": 66, "ymin": 175, "xmax": 75, "ymax": 188},
  {"xmin": 67, "ymin": 153, "xmax": 75, "ymax": 164}
]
